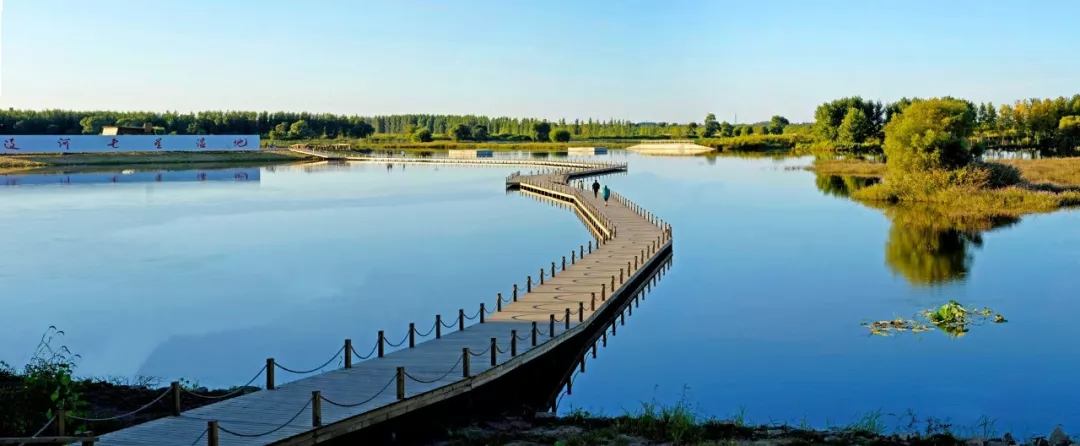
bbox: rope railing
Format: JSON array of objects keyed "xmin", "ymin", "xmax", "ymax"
[
  {"xmin": 15, "ymin": 416, "xmax": 55, "ymax": 446},
  {"xmin": 274, "ymin": 346, "xmax": 346, "ymax": 375},
  {"xmin": 182, "ymin": 365, "xmax": 267, "ymax": 400},
  {"xmin": 67, "ymin": 387, "xmax": 172, "ymax": 422}
]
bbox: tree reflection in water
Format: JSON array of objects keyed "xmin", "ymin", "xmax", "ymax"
[{"xmin": 814, "ymin": 173, "xmax": 1018, "ymax": 286}]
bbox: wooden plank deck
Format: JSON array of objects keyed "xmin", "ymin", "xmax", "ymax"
[{"xmin": 93, "ymin": 158, "xmax": 670, "ymax": 446}]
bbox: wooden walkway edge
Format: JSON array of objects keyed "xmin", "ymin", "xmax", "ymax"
[{"xmin": 85, "ymin": 157, "xmax": 672, "ymax": 446}]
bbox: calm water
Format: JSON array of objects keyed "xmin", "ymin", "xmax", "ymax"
[{"xmin": 2, "ymin": 154, "xmax": 1078, "ymax": 435}]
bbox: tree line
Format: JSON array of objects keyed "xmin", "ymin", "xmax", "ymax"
[{"xmin": 811, "ymin": 94, "xmax": 1080, "ymax": 152}]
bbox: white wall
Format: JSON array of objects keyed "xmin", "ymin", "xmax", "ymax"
[{"xmin": 0, "ymin": 135, "xmax": 262, "ymax": 154}]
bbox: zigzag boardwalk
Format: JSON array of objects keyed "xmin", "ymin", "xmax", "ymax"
[{"xmin": 68, "ymin": 157, "xmax": 672, "ymax": 446}]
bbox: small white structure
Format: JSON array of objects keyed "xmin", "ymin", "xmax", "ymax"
[
  {"xmin": 447, "ymin": 149, "xmax": 494, "ymax": 158},
  {"xmin": 567, "ymin": 146, "xmax": 608, "ymax": 155},
  {"xmin": 625, "ymin": 141, "xmax": 713, "ymax": 156}
]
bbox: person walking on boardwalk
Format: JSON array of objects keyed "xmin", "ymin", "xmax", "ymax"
[
  {"xmin": 602, "ymin": 185, "xmax": 611, "ymax": 206},
  {"xmin": 592, "ymin": 180, "xmax": 600, "ymax": 198}
]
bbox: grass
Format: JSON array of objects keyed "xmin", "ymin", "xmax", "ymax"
[
  {"xmin": 268, "ymin": 138, "xmax": 636, "ymax": 151},
  {"xmin": 809, "ymin": 156, "xmax": 1080, "ymax": 188},
  {"xmin": 443, "ymin": 392, "xmax": 1048, "ymax": 446},
  {"xmin": 0, "ymin": 150, "xmax": 312, "ymax": 174}
]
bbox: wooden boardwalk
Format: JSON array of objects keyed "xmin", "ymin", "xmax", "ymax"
[{"xmin": 88, "ymin": 157, "xmax": 671, "ymax": 446}]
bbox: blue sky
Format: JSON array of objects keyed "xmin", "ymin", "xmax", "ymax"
[{"xmin": 1, "ymin": 0, "xmax": 1077, "ymax": 123}]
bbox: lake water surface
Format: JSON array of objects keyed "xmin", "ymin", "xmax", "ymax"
[{"xmin": 2, "ymin": 153, "xmax": 1077, "ymax": 436}]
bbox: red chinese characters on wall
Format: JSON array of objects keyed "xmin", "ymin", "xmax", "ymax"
[
  {"xmin": 195, "ymin": 138, "xmax": 206, "ymax": 149},
  {"xmin": 3, "ymin": 138, "xmax": 19, "ymax": 150},
  {"xmin": 107, "ymin": 138, "xmax": 120, "ymax": 149},
  {"xmin": 57, "ymin": 138, "xmax": 71, "ymax": 150},
  {"xmin": 154, "ymin": 138, "xmax": 163, "ymax": 150},
  {"xmin": 233, "ymin": 138, "xmax": 249, "ymax": 148}
]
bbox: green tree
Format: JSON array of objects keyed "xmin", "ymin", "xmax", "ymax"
[
  {"xmin": 702, "ymin": 114, "xmax": 720, "ymax": 137},
  {"xmin": 532, "ymin": 121, "xmax": 551, "ymax": 142},
  {"xmin": 551, "ymin": 129, "xmax": 571, "ymax": 142},
  {"xmin": 837, "ymin": 107, "xmax": 873, "ymax": 144},
  {"xmin": 768, "ymin": 115, "xmax": 789, "ymax": 134},
  {"xmin": 882, "ymin": 98, "xmax": 978, "ymax": 173},
  {"xmin": 1058, "ymin": 115, "xmax": 1080, "ymax": 151},
  {"xmin": 404, "ymin": 124, "xmax": 418, "ymax": 137},
  {"xmin": 472, "ymin": 125, "xmax": 489, "ymax": 141},
  {"xmin": 719, "ymin": 121, "xmax": 734, "ymax": 137},
  {"xmin": 269, "ymin": 122, "xmax": 289, "ymax": 140},
  {"xmin": 412, "ymin": 128, "xmax": 433, "ymax": 142},
  {"xmin": 288, "ymin": 120, "xmax": 314, "ymax": 139},
  {"xmin": 449, "ymin": 123, "xmax": 472, "ymax": 141},
  {"xmin": 686, "ymin": 122, "xmax": 699, "ymax": 137}
]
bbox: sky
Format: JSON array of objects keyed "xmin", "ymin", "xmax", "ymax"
[{"xmin": 0, "ymin": 0, "xmax": 1078, "ymax": 123}]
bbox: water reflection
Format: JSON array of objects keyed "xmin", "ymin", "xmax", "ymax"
[
  {"xmin": 813, "ymin": 173, "xmax": 1018, "ymax": 286},
  {"xmin": 2, "ymin": 166, "xmax": 260, "ymax": 186}
]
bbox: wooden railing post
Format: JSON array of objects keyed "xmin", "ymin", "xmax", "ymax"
[
  {"xmin": 378, "ymin": 331, "xmax": 385, "ymax": 357},
  {"xmin": 496, "ymin": 294, "xmax": 502, "ymax": 312},
  {"xmin": 634, "ymin": 256, "xmax": 638, "ymax": 270},
  {"xmin": 565, "ymin": 308, "xmax": 571, "ymax": 329},
  {"xmin": 601, "ymin": 283, "xmax": 606, "ymax": 301},
  {"xmin": 611, "ymin": 275, "xmax": 615, "ymax": 291},
  {"xmin": 513, "ymin": 284, "xmax": 518, "ymax": 301},
  {"xmin": 207, "ymin": 420, "xmax": 219, "ymax": 446},
  {"xmin": 459, "ymin": 309, "xmax": 465, "ymax": 331},
  {"xmin": 480, "ymin": 303, "xmax": 486, "ymax": 323},
  {"xmin": 540, "ymin": 269, "xmax": 545, "ymax": 284},
  {"xmin": 580, "ymin": 245, "xmax": 584, "ymax": 258},
  {"xmin": 266, "ymin": 358, "xmax": 276, "ymax": 389},
  {"xmin": 312, "ymin": 391, "xmax": 322, "ymax": 427},
  {"xmin": 571, "ymin": 250, "xmax": 576, "ymax": 265},
  {"xmin": 620, "ymin": 268, "xmax": 624, "ymax": 284},
  {"xmin": 57, "ymin": 407, "xmax": 65, "ymax": 436},
  {"xmin": 490, "ymin": 338, "xmax": 497, "ymax": 366},
  {"xmin": 396, "ymin": 367, "xmax": 405, "ymax": 400},
  {"xmin": 171, "ymin": 381, "xmax": 181, "ymax": 416},
  {"xmin": 579, "ymin": 302, "xmax": 584, "ymax": 322},
  {"xmin": 549, "ymin": 315, "xmax": 556, "ymax": 337},
  {"xmin": 562, "ymin": 256, "xmax": 566, "ymax": 270},
  {"xmin": 462, "ymin": 348, "xmax": 471, "ymax": 377},
  {"xmin": 408, "ymin": 323, "xmax": 416, "ymax": 348},
  {"xmin": 344, "ymin": 339, "xmax": 353, "ymax": 368},
  {"xmin": 588, "ymin": 241, "xmax": 592, "ymax": 253},
  {"xmin": 591, "ymin": 293, "xmax": 596, "ymax": 311},
  {"xmin": 511, "ymin": 331, "xmax": 518, "ymax": 356},
  {"xmin": 436, "ymin": 315, "xmax": 442, "ymax": 339},
  {"xmin": 531, "ymin": 322, "xmax": 538, "ymax": 346}
]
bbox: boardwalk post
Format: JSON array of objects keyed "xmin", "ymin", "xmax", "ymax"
[
  {"xmin": 409, "ymin": 323, "xmax": 416, "ymax": 348},
  {"xmin": 588, "ymin": 241, "xmax": 592, "ymax": 253},
  {"xmin": 540, "ymin": 269, "xmax": 545, "ymax": 284},
  {"xmin": 57, "ymin": 407, "xmax": 65, "ymax": 436},
  {"xmin": 565, "ymin": 308, "xmax": 571, "ymax": 329},
  {"xmin": 601, "ymin": 283, "xmax": 606, "ymax": 301},
  {"xmin": 511, "ymin": 330, "xmax": 518, "ymax": 356},
  {"xmin": 378, "ymin": 331, "xmax": 385, "ymax": 358},
  {"xmin": 571, "ymin": 251, "xmax": 575, "ymax": 265},
  {"xmin": 527, "ymin": 276, "xmax": 532, "ymax": 292},
  {"xmin": 592, "ymin": 343, "xmax": 597, "ymax": 358},
  {"xmin": 436, "ymin": 315, "xmax": 442, "ymax": 339},
  {"xmin": 345, "ymin": 339, "xmax": 353, "ymax": 368},
  {"xmin": 549, "ymin": 315, "xmax": 556, "ymax": 337},
  {"xmin": 591, "ymin": 293, "xmax": 596, "ymax": 311},
  {"xmin": 207, "ymin": 420, "xmax": 219, "ymax": 446},
  {"xmin": 312, "ymin": 391, "xmax": 322, "ymax": 427},
  {"xmin": 396, "ymin": 367, "xmax": 405, "ymax": 400},
  {"xmin": 578, "ymin": 302, "xmax": 585, "ymax": 322},
  {"xmin": 620, "ymin": 268, "xmax": 624, "ymax": 284},
  {"xmin": 611, "ymin": 275, "xmax": 615, "ymax": 291},
  {"xmin": 490, "ymin": 338, "xmax": 497, "ymax": 366},
  {"xmin": 496, "ymin": 294, "xmax": 502, "ymax": 312},
  {"xmin": 462, "ymin": 348, "xmax": 471, "ymax": 377},
  {"xmin": 459, "ymin": 309, "xmax": 465, "ymax": 331},
  {"xmin": 634, "ymin": 256, "xmax": 638, "ymax": 270},
  {"xmin": 513, "ymin": 284, "xmax": 518, "ymax": 301},
  {"xmin": 562, "ymin": 256, "xmax": 566, "ymax": 270},
  {"xmin": 532, "ymin": 322, "xmax": 538, "ymax": 346},
  {"xmin": 171, "ymin": 381, "xmax": 181, "ymax": 416},
  {"xmin": 266, "ymin": 358, "xmax": 276, "ymax": 390},
  {"xmin": 480, "ymin": 303, "xmax": 486, "ymax": 323},
  {"xmin": 580, "ymin": 245, "xmax": 583, "ymax": 259}
]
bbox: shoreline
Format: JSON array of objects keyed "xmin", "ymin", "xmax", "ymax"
[{"xmin": 0, "ymin": 150, "xmax": 315, "ymax": 175}]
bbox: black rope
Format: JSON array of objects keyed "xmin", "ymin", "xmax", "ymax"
[
  {"xmin": 414, "ymin": 321, "xmax": 437, "ymax": 338},
  {"xmin": 384, "ymin": 332, "xmax": 410, "ymax": 348},
  {"xmin": 275, "ymin": 346, "xmax": 345, "ymax": 374},
  {"xmin": 352, "ymin": 339, "xmax": 379, "ymax": 360},
  {"xmin": 218, "ymin": 399, "xmax": 311, "ymax": 438},
  {"xmin": 440, "ymin": 318, "xmax": 458, "ymax": 329},
  {"xmin": 403, "ymin": 356, "xmax": 464, "ymax": 384},
  {"xmin": 187, "ymin": 428, "xmax": 208, "ymax": 446},
  {"xmin": 68, "ymin": 388, "xmax": 171, "ymax": 421},
  {"xmin": 463, "ymin": 308, "xmax": 482, "ymax": 320},
  {"xmin": 183, "ymin": 365, "xmax": 266, "ymax": 399},
  {"xmin": 320, "ymin": 375, "xmax": 397, "ymax": 408},
  {"xmin": 467, "ymin": 346, "xmax": 491, "ymax": 357}
]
